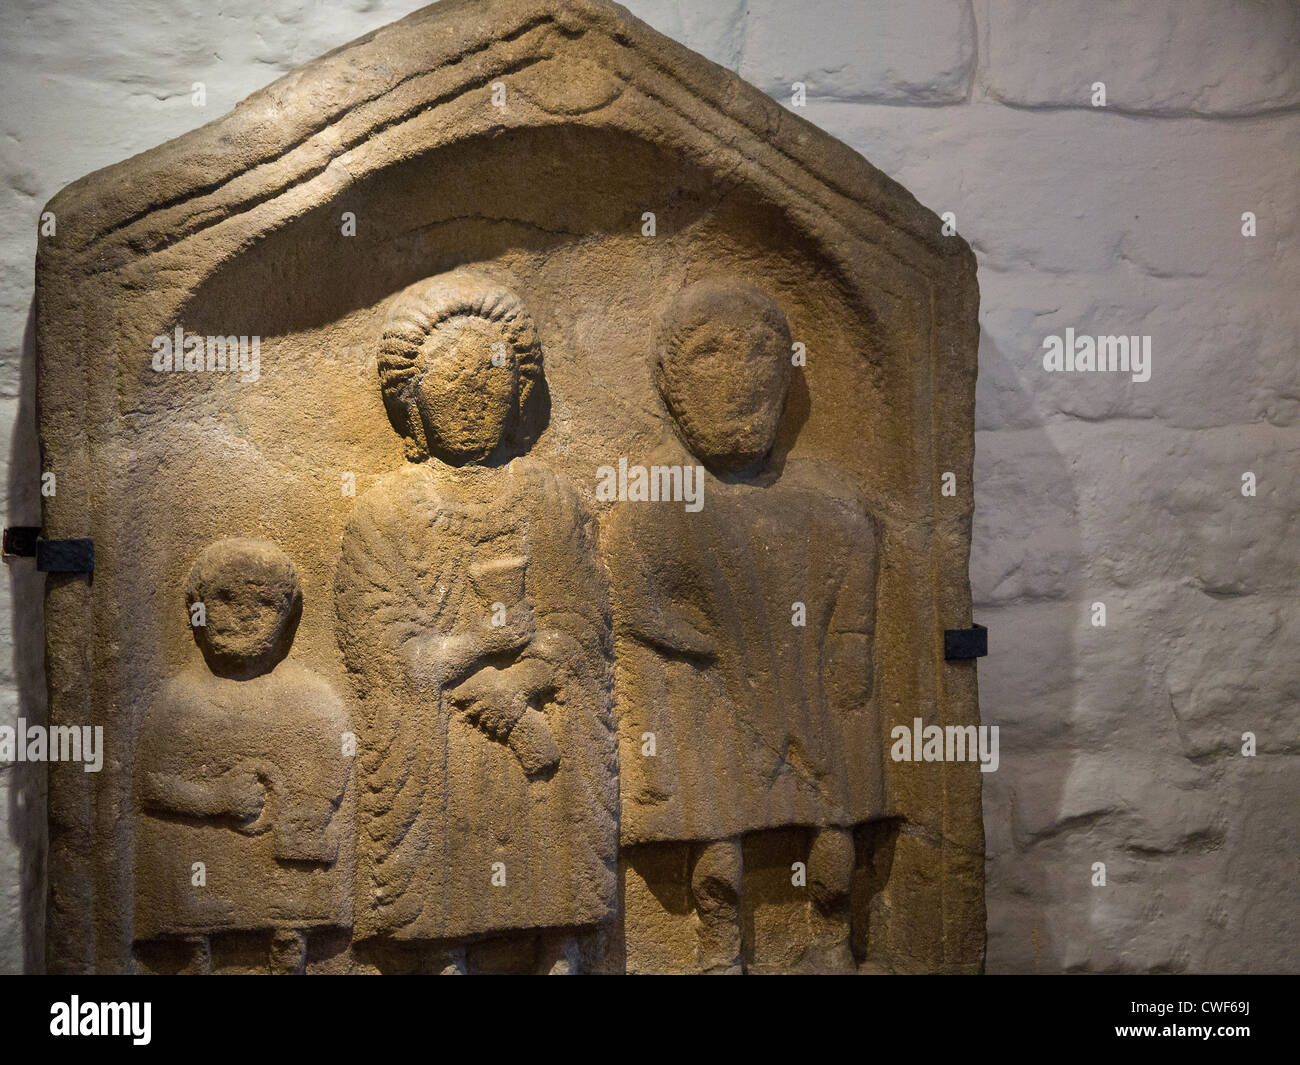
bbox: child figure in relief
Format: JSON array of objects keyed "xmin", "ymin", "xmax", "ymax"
[{"xmin": 134, "ymin": 538, "xmax": 353, "ymax": 974}]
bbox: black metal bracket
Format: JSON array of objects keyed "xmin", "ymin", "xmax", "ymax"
[
  {"xmin": 3, "ymin": 527, "xmax": 94, "ymax": 575},
  {"xmin": 944, "ymin": 623, "xmax": 987, "ymax": 660}
]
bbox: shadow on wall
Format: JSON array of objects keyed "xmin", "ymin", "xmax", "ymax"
[
  {"xmin": 7, "ymin": 304, "xmax": 47, "ymax": 973},
  {"xmin": 973, "ymin": 319, "xmax": 1085, "ymax": 973}
]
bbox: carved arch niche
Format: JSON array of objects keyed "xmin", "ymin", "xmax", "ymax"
[{"xmin": 38, "ymin": 0, "xmax": 981, "ymax": 973}]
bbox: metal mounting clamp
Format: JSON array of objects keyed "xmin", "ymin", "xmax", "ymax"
[
  {"xmin": 3, "ymin": 527, "xmax": 95, "ymax": 575},
  {"xmin": 944, "ymin": 623, "xmax": 987, "ymax": 660}
]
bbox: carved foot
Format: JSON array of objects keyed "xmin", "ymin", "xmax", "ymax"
[
  {"xmin": 270, "ymin": 928, "xmax": 307, "ymax": 974},
  {"xmin": 690, "ymin": 838, "xmax": 743, "ymax": 973},
  {"xmin": 809, "ymin": 826, "xmax": 855, "ymax": 910},
  {"xmin": 179, "ymin": 935, "xmax": 211, "ymax": 975},
  {"xmin": 537, "ymin": 931, "xmax": 584, "ymax": 974},
  {"xmin": 808, "ymin": 826, "xmax": 856, "ymax": 972},
  {"xmin": 422, "ymin": 945, "xmax": 467, "ymax": 975}
]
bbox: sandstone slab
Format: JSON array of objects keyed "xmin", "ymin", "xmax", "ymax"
[{"xmin": 36, "ymin": 0, "xmax": 981, "ymax": 973}]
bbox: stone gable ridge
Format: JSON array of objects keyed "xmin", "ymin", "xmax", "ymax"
[{"xmin": 39, "ymin": 0, "xmax": 972, "ymax": 279}]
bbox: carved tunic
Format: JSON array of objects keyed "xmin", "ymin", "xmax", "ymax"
[
  {"xmin": 606, "ymin": 458, "xmax": 883, "ymax": 846},
  {"xmin": 133, "ymin": 662, "xmax": 353, "ymax": 940},
  {"xmin": 335, "ymin": 458, "xmax": 616, "ymax": 940}
]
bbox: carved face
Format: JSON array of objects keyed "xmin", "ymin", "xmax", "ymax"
[
  {"xmin": 378, "ymin": 271, "xmax": 544, "ymax": 466},
  {"xmin": 186, "ymin": 538, "xmax": 301, "ymax": 678},
  {"xmin": 412, "ymin": 315, "xmax": 520, "ymax": 463},
  {"xmin": 655, "ymin": 280, "xmax": 792, "ymax": 474}
]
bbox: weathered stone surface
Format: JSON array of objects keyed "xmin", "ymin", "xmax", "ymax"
[
  {"xmin": 984, "ymin": 745, "xmax": 1297, "ymax": 974},
  {"xmin": 620, "ymin": 0, "xmax": 748, "ymax": 72},
  {"xmin": 33, "ymin": 0, "xmax": 981, "ymax": 974},
  {"xmin": 804, "ymin": 101, "xmax": 1300, "ymax": 282},
  {"xmin": 976, "ymin": 422, "xmax": 1299, "ymax": 612},
  {"xmin": 981, "ymin": 0, "xmax": 1300, "ymax": 115},
  {"xmin": 740, "ymin": 0, "xmax": 976, "ymax": 105},
  {"xmin": 134, "ymin": 541, "xmax": 354, "ymax": 967},
  {"xmin": 7, "ymin": 0, "xmax": 1297, "ymax": 980},
  {"xmin": 975, "ymin": 272, "xmax": 1300, "ymax": 432}
]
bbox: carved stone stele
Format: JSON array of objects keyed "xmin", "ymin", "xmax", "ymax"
[{"xmin": 37, "ymin": 0, "xmax": 982, "ymax": 974}]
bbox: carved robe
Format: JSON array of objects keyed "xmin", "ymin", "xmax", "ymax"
[
  {"xmin": 335, "ymin": 458, "xmax": 616, "ymax": 941},
  {"xmin": 606, "ymin": 455, "xmax": 883, "ymax": 846},
  {"xmin": 133, "ymin": 662, "xmax": 354, "ymax": 940}
]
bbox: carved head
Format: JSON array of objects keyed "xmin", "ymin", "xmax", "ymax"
[
  {"xmin": 186, "ymin": 538, "xmax": 302, "ymax": 679},
  {"xmin": 655, "ymin": 279, "xmax": 792, "ymax": 474},
  {"xmin": 378, "ymin": 270, "xmax": 545, "ymax": 465}
]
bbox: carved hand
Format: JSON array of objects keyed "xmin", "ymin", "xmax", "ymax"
[
  {"xmin": 412, "ymin": 599, "xmax": 539, "ymax": 690},
  {"xmin": 480, "ymin": 597, "xmax": 536, "ymax": 656},
  {"xmin": 223, "ymin": 769, "xmax": 268, "ymax": 831},
  {"xmin": 447, "ymin": 670, "xmax": 528, "ymax": 739},
  {"xmin": 636, "ymin": 610, "xmax": 716, "ymax": 662},
  {"xmin": 446, "ymin": 658, "xmax": 561, "ymax": 775},
  {"xmin": 141, "ymin": 768, "xmax": 266, "ymax": 825},
  {"xmin": 507, "ymin": 708, "xmax": 561, "ymax": 777}
]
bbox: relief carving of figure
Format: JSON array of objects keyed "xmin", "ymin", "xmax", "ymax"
[
  {"xmin": 335, "ymin": 270, "xmax": 615, "ymax": 968},
  {"xmin": 134, "ymin": 538, "xmax": 353, "ymax": 974},
  {"xmin": 606, "ymin": 279, "xmax": 883, "ymax": 971}
]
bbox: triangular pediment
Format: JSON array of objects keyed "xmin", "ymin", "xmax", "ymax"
[{"xmin": 42, "ymin": 0, "xmax": 968, "ymax": 284}]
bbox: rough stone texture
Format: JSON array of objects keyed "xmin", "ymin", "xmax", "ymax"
[
  {"xmin": 3, "ymin": 0, "xmax": 1297, "ymax": 975},
  {"xmin": 134, "ymin": 541, "xmax": 355, "ymax": 970},
  {"xmin": 28, "ymin": 0, "xmax": 980, "ymax": 974},
  {"xmin": 980, "ymin": 0, "xmax": 1300, "ymax": 115},
  {"xmin": 739, "ymin": 0, "xmax": 976, "ymax": 105}
]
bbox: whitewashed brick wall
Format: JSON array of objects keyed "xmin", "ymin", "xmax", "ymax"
[{"xmin": 1, "ymin": 0, "xmax": 1295, "ymax": 972}]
